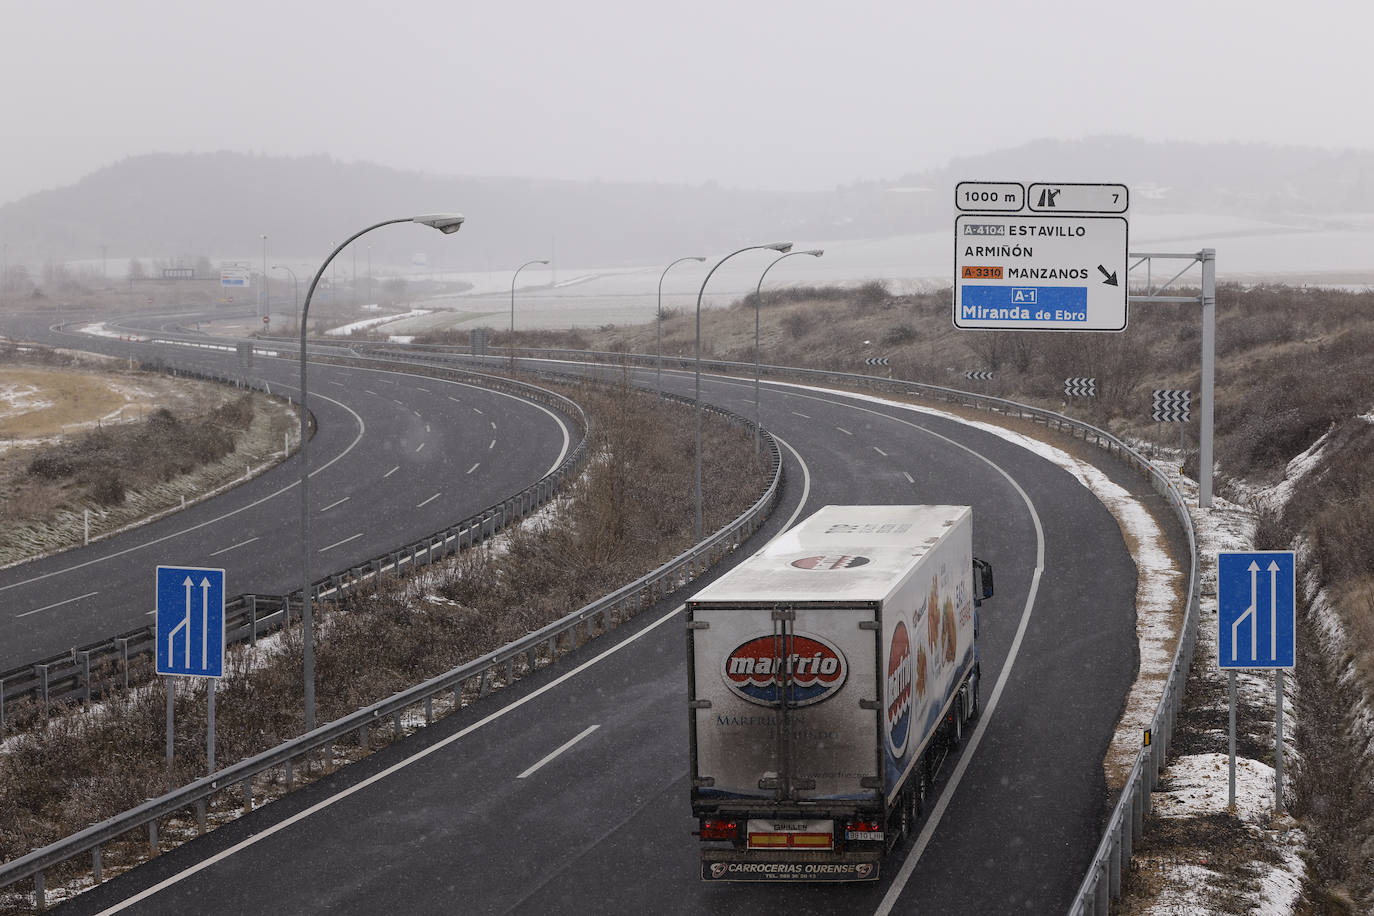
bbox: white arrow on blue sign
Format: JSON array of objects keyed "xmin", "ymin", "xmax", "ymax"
[
  {"xmin": 156, "ymin": 565, "xmax": 226, "ymax": 678},
  {"xmin": 1217, "ymin": 551, "xmax": 1295, "ymax": 669}
]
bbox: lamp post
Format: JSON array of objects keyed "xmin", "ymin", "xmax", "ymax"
[
  {"xmin": 273, "ymin": 265, "xmax": 299, "ymax": 334},
  {"xmin": 297, "ymin": 213, "xmax": 464, "ymax": 731},
  {"xmin": 509, "ymin": 259, "xmax": 549, "ymax": 373},
  {"xmin": 260, "ymin": 234, "xmax": 269, "ymax": 320},
  {"xmin": 657, "ymin": 256, "xmax": 705, "ymax": 397},
  {"xmin": 695, "ymin": 242, "xmax": 792, "ymax": 540},
  {"xmin": 753, "ymin": 249, "xmax": 823, "ymax": 452}
]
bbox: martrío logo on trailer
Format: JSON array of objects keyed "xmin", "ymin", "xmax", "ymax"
[
  {"xmin": 886, "ymin": 621, "xmax": 912, "ymax": 757},
  {"xmin": 791, "ymin": 554, "xmax": 870, "ymax": 570},
  {"xmin": 721, "ymin": 633, "xmax": 847, "ymax": 707}
]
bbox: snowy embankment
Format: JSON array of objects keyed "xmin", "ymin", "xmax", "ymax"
[{"xmin": 323, "ymin": 309, "xmax": 431, "ymax": 336}]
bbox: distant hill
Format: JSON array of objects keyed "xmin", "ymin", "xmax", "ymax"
[{"xmin": 3, "ymin": 138, "xmax": 1373, "ymax": 271}]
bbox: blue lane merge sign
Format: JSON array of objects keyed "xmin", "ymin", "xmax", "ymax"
[
  {"xmin": 1217, "ymin": 551, "xmax": 1296, "ymax": 669},
  {"xmin": 156, "ymin": 566, "xmax": 226, "ymax": 678}
]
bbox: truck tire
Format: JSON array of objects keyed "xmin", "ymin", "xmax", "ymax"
[
  {"xmin": 968, "ymin": 664, "xmax": 981, "ymax": 721},
  {"xmin": 952, "ymin": 696, "xmax": 964, "ymax": 747}
]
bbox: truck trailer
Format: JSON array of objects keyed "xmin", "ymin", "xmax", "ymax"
[{"xmin": 687, "ymin": 505, "xmax": 993, "ymax": 882}]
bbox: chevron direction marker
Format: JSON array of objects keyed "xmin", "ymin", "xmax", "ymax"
[
  {"xmin": 954, "ymin": 180, "xmax": 1128, "ymax": 332},
  {"xmin": 965, "ymin": 370, "xmax": 994, "ymax": 381},
  {"xmin": 1064, "ymin": 377, "xmax": 1096, "ymax": 397},
  {"xmin": 864, "ymin": 357, "xmax": 890, "ymax": 367},
  {"xmin": 1152, "ymin": 389, "xmax": 1191, "ymax": 422}
]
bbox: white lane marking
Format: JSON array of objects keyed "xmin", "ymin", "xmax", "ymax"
[
  {"xmin": 416, "ymin": 492, "xmax": 441, "ymax": 509},
  {"xmin": 873, "ymin": 446, "xmax": 888, "ymax": 457},
  {"xmin": 903, "ymin": 471, "xmax": 915, "ymax": 484},
  {"xmin": 364, "ymin": 389, "xmax": 378, "ymax": 396},
  {"xmin": 488, "ymin": 439, "xmax": 496, "ymax": 450},
  {"xmin": 490, "ymin": 421, "xmax": 496, "ymax": 430},
  {"xmin": 0, "ymin": 391, "xmax": 366, "ymax": 596},
  {"xmin": 416, "ymin": 387, "xmax": 430, "ymax": 393},
  {"xmin": 415, "ymin": 442, "xmax": 425, "ymax": 453},
  {"xmin": 426, "ymin": 424, "xmax": 430, "ymax": 433},
  {"xmin": 318, "ymin": 533, "xmax": 364, "ymax": 553},
  {"xmin": 16, "ymin": 591, "xmax": 99, "ymax": 619},
  {"xmin": 210, "ymin": 537, "xmax": 260, "ymax": 556},
  {"xmin": 771, "ymin": 433, "xmax": 810, "ymax": 533},
  {"xmin": 448, "ymin": 396, "xmax": 462, "ymax": 403},
  {"xmin": 517, "ymin": 724, "xmax": 600, "ymax": 779},
  {"xmin": 836, "ymin": 426, "xmax": 852, "ymax": 436},
  {"xmin": 413, "ymin": 410, "xmax": 421, "ymax": 418},
  {"xmin": 791, "ymin": 411, "xmax": 811, "ymax": 419},
  {"xmin": 319, "ymin": 497, "xmax": 350, "ymax": 513},
  {"xmin": 466, "ymin": 463, "xmax": 481, "ymax": 474},
  {"xmin": 473, "ymin": 408, "xmax": 483, "ymax": 415},
  {"xmin": 91, "ymin": 600, "xmax": 689, "ymax": 914},
  {"xmin": 329, "ymin": 380, "xmax": 345, "ymax": 387},
  {"xmin": 383, "ymin": 466, "xmax": 399, "ymax": 479}
]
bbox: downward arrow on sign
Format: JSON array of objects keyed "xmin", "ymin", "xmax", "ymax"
[{"xmin": 1097, "ymin": 265, "xmax": 1119, "ymax": 286}]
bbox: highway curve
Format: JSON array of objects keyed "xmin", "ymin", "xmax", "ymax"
[
  {"xmin": 0, "ymin": 314, "xmax": 575, "ymax": 669},
  {"xmin": 48, "ymin": 354, "xmax": 1150, "ymax": 916}
]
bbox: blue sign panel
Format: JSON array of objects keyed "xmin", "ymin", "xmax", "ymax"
[
  {"xmin": 1217, "ymin": 551, "xmax": 1295, "ymax": 669},
  {"xmin": 156, "ymin": 566, "xmax": 226, "ymax": 678}
]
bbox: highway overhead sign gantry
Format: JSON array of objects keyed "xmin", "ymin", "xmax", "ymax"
[
  {"xmin": 954, "ymin": 181, "xmax": 1129, "ymax": 332},
  {"xmin": 1217, "ymin": 551, "xmax": 1296, "ymax": 669},
  {"xmin": 156, "ymin": 565, "xmax": 226, "ymax": 678}
]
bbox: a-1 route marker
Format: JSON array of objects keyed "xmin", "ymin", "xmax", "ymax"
[{"xmin": 1216, "ymin": 550, "xmax": 1296, "ymax": 817}]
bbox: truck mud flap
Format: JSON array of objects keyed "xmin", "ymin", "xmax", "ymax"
[{"xmin": 702, "ymin": 857, "xmax": 880, "ymax": 882}]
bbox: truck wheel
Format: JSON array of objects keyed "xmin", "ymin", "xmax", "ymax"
[
  {"xmin": 898, "ymin": 790, "xmax": 913, "ymax": 840},
  {"xmin": 952, "ymin": 696, "xmax": 964, "ymax": 747}
]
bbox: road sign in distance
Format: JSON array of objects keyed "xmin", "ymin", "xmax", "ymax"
[
  {"xmin": 156, "ymin": 565, "xmax": 226, "ymax": 678},
  {"xmin": 1217, "ymin": 551, "xmax": 1295, "ymax": 670},
  {"xmin": 955, "ymin": 181, "xmax": 1025, "ymax": 212},
  {"xmin": 1064, "ymin": 377, "xmax": 1097, "ymax": 397},
  {"xmin": 1027, "ymin": 182, "xmax": 1129, "ymax": 214}
]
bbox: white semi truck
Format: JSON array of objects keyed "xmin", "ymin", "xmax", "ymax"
[{"xmin": 687, "ymin": 505, "xmax": 993, "ymax": 882}]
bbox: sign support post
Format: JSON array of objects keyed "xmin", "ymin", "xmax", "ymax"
[
  {"xmin": 166, "ymin": 680, "xmax": 175, "ymax": 791},
  {"xmin": 208, "ymin": 681, "xmax": 216, "ymax": 774},
  {"xmin": 1217, "ymin": 551, "xmax": 1295, "ymax": 817}
]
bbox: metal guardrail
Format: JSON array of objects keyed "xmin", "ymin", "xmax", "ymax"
[
  {"xmin": 0, "ymin": 351, "xmax": 593, "ymax": 728},
  {"xmin": 352, "ymin": 342, "xmax": 1202, "ymax": 915}
]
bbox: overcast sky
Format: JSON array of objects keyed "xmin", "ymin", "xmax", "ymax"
[{"xmin": 4, "ymin": 0, "xmax": 1373, "ymax": 206}]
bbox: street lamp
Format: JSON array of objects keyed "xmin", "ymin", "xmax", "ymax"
[
  {"xmin": 273, "ymin": 265, "xmax": 299, "ymax": 334},
  {"xmin": 657, "ymin": 256, "xmax": 706, "ymax": 397},
  {"xmin": 695, "ymin": 241, "xmax": 792, "ymax": 540},
  {"xmin": 260, "ymin": 234, "xmax": 269, "ymax": 320},
  {"xmin": 297, "ymin": 213, "xmax": 464, "ymax": 731},
  {"xmin": 753, "ymin": 249, "xmax": 823, "ymax": 452},
  {"xmin": 509, "ymin": 259, "xmax": 549, "ymax": 372}
]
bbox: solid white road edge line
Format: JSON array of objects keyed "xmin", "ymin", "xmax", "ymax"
[
  {"xmin": 319, "ymin": 497, "xmax": 349, "ymax": 513},
  {"xmin": 516, "ymin": 724, "xmax": 600, "ymax": 779},
  {"xmin": 416, "ymin": 493, "xmax": 441, "ymax": 509}
]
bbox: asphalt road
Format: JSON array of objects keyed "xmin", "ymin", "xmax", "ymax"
[
  {"xmin": 49, "ymin": 354, "xmax": 1145, "ymax": 916},
  {"xmin": 0, "ymin": 315, "xmax": 575, "ymax": 667}
]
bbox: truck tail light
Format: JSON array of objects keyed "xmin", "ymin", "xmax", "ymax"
[
  {"xmin": 844, "ymin": 818, "xmax": 884, "ymax": 841},
  {"xmin": 698, "ymin": 818, "xmax": 740, "ymax": 841}
]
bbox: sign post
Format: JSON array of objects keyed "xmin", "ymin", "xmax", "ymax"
[
  {"xmin": 156, "ymin": 566, "xmax": 226, "ymax": 777},
  {"xmin": 1217, "ymin": 551, "xmax": 1296, "ymax": 815},
  {"xmin": 954, "ymin": 181, "xmax": 1129, "ymax": 332}
]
